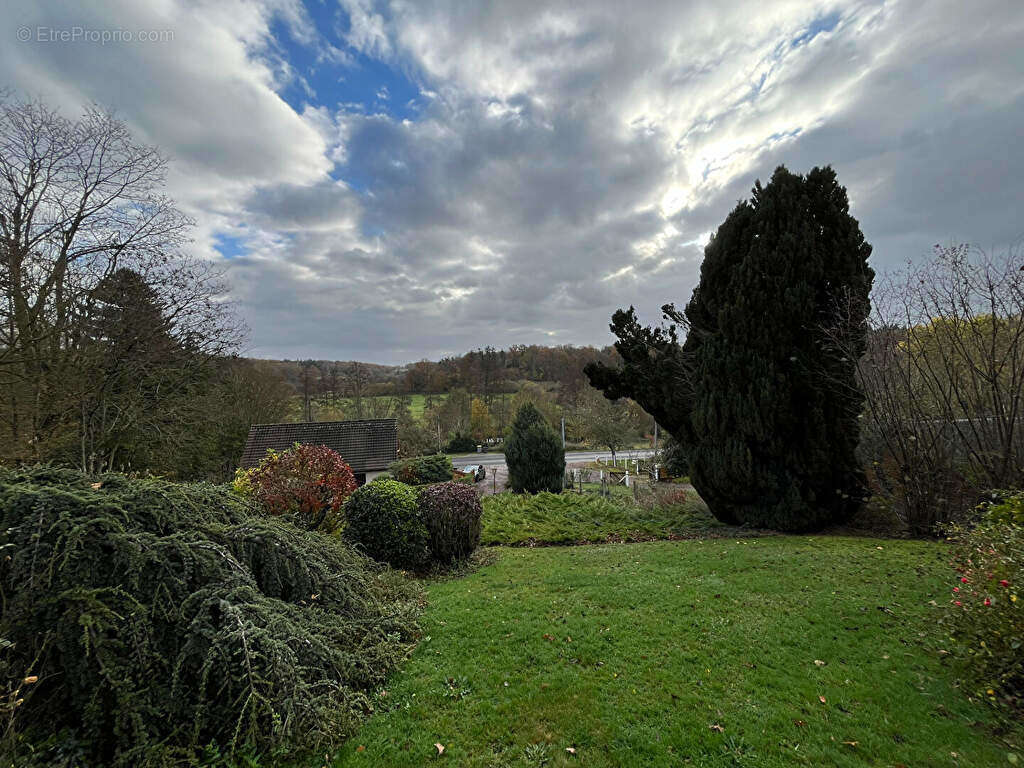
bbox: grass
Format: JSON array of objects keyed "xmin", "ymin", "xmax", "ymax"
[
  {"xmin": 480, "ymin": 489, "xmax": 722, "ymax": 545},
  {"xmin": 329, "ymin": 538, "xmax": 1020, "ymax": 767}
]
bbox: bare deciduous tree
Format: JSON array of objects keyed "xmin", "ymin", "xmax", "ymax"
[
  {"xmin": 845, "ymin": 244, "xmax": 1024, "ymax": 532},
  {"xmin": 0, "ymin": 96, "xmax": 241, "ymax": 468}
]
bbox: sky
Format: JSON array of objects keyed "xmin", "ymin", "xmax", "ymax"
[{"xmin": 3, "ymin": 0, "xmax": 1023, "ymax": 364}]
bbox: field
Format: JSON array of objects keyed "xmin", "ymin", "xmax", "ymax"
[
  {"xmin": 288, "ymin": 393, "xmax": 445, "ymax": 421},
  {"xmin": 329, "ymin": 537, "xmax": 1019, "ymax": 767}
]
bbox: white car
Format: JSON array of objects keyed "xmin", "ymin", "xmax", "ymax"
[{"xmin": 459, "ymin": 464, "xmax": 486, "ymax": 482}]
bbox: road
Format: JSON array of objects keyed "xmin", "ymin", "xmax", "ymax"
[{"xmin": 451, "ymin": 448, "xmax": 656, "ymax": 468}]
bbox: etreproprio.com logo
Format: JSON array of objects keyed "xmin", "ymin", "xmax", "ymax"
[{"xmin": 18, "ymin": 26, "xmax": 175, "ymax": 44}]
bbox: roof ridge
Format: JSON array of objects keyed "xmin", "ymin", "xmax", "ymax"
[{"xmin": 250, "ymin": 418, "xmax": 397, "ymax": 428}]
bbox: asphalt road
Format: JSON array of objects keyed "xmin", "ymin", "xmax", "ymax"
[{"xmin": 451, "ymin": 448, "xmax": 656, "ymax": 467}]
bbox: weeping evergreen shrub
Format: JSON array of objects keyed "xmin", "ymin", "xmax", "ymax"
[
  {"xmin": 505, "ymin": 403, "xmax": 565, "ymax": 494},
  {"xmin": 343, "ymin": 479, "xmax": 430, "ymax": 569},
  {"xmin": 0, "ymin": 466, "xmax": 421, "ymax": 766},
  {"xmin": 417, "ymin": 482, "xmax": 483, "ymax": 563}
]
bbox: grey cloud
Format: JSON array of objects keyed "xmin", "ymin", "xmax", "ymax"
[{"xmin": 6, "ymin": 0, "xmax": 1023, "ymax": 363}]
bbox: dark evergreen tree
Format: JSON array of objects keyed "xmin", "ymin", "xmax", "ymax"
[
  {"xmin": 587, "ymin": 166, "xmax": 874, "ymax": 530},
  {"xmin": 505, "ymin": 402, "xmax": 565, "ymax": 493}
]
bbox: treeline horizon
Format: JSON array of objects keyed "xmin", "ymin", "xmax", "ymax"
[{"xmin": 258, "ymin": 343, "xmax": 624, "ymax": 401}]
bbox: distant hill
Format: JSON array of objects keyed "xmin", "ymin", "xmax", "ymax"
[{"xmin": 250, "ymin": 344, "xmax": 621, "ymax": 398}]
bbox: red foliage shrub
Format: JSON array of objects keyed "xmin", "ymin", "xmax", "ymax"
[{"xmin": 248, "ymin": 443, "xmax": 357, "ymax": 533}]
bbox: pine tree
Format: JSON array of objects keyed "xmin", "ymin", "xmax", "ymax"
[
  {"xmin": 505, "ymin": 402, "xmax": 565, "ymax": 493},
  {"xmin": 587, "ymin": 166, "xmax": 874, "ymax": 530}
]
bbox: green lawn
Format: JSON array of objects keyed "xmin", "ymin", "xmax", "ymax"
[
  {"xmin": 480, "ymin": 491, "xmax": 726, "ymax": 545},
  {"xmin": 330, "ymin": 538, "xmax": 1019, "ymax": 767}
]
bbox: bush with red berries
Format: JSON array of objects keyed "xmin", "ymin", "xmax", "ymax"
[{"xmin": 942, "ymin": 501, "xmax": 1024, "ymax": 712}]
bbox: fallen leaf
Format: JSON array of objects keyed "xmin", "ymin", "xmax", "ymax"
[
  {"xmin": 819, "ymin": 695, "xmax": 827, "ymax": 704},
  {"xmin": 709, "ymin": 724, "xmax": 725, "ymax": 733},
  {"xmin": 814, "ymin": 660, "xmax": 826, "ymax": 666},
  {"xmin": 434, "ymin": 743, "xmax": 445, "ymax": 755},
  {"xmin": 90, "ymin": 482, "xmax": 102, "ymax": 490},
  {"xmin": 565, "ymin": 747, "xmax": 577, "ymax": 755},
  {"xmin": 542, "ymin": 633, "xmax": 555, "ymax": 642},
  {"xmin": 842, "ymin": 741, "xmax": 859, "ymax": 747},
  {"xmin": 356, "ymin": 745, "xmax": 365, "ymax": 753},
  {"xmin": 793, "ymin": 719, "xmax": 807, "ymax": 727}
]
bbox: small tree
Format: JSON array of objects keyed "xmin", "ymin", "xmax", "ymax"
[
  {"xmin": 579, "ymin": 387, "xmax": 635, "ymax": 461},
  {"xmin": 244, "ymin": 443, "xmax": 357, "ymax": 534},
  {"xmin": 470, "ymin": 397, "xmax": 492, "ymax": 441},
  {"xmin": 510, "ymin": 382, "xmax": 560, "ymax": 428},
  {"xmin": 505, "ymin": 403, "xmax": 565, "ymax": 493}
]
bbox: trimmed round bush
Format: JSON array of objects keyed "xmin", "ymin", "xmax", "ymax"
[
  {"xmin": 343, "ymin": 479, "xmax": 430, "ymax": 569},
  {"xmin": 0, "ymin": 466, "xmax": 421, "ymax": 766},
  {"xmin": 417, "ymin": 481, "xmax": 483, "ymax": 563}
]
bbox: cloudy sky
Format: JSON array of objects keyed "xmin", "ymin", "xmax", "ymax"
[{"xmin": 4, "ymin": 1, "xmax": 1022, "ymax": 363}]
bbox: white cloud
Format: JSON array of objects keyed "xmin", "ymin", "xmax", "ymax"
[{"xmin": 4, "ymin": 0, "xmax": 1023, "ymax": 362}]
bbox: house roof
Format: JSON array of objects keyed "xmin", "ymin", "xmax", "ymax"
[{"xmin": 240, "ymin": 418, "xmax": 398, "ymax": 473}]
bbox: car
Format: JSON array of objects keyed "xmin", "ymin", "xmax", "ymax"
[{"xmin": 459, "ymin": 464, "xmax": 486, "ymax": 482}]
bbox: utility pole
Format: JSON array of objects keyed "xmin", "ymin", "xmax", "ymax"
[
  {"xmin": 653, "ymin": 420, "xmax": 659, "ymax": 453},
  {"xmin": 561, "ymin": 416, "xmax": 566, "ymax": 490}
]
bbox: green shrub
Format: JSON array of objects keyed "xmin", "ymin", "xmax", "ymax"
[
  {"xmin": 242, "ymin": 443, "xmax": 357, "ymax": 534},
  {"xmin": 981, "ymin": 490, "xmax": 1024, "ymax": 525},
  {"xmin": 941, "ymin": 509, "xmax": 1024, "ymax": 712},
  {"xmin": 417, "ymin": 482, "xmax": 483, "ymax": 563},
  {"xmin": 343, "ymin": 479, "xmax": 430, "ymax": 569},
  {"xmin": 505, "ymin": 403, "xmax": 565, "ymax": 494},
  {"xmin": 0, "ymin": 466, "xmax": 420, "ymax": 766},
  {"xmin": 445, "ymin": 433, "xmax": 476, "ymax": 453},
  {"xmin": 388, "ymin": 454, "xmax": 453, "ymax": 485}
]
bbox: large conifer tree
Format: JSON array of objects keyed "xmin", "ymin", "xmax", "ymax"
[{"xmin": 587, "ymin": 166, "xmax": 874, "ymax": 530}]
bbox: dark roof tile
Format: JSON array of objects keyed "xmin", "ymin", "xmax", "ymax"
[{"xmin": 240, "ymin": 419, "xmax": 397, "ymax": 472}]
